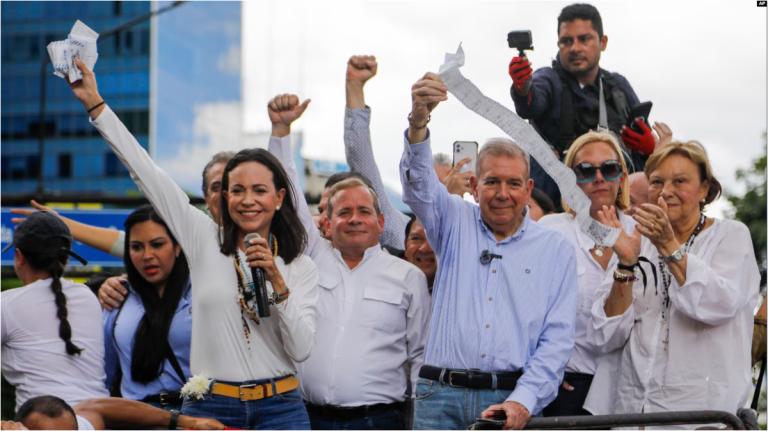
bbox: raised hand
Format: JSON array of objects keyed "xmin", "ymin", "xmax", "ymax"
[
  {"xmin": 509, "ymin": 55, "xmax": 533, "ymax": 96},
  {"xmin": 598, "ymin": 205, "xmax": 641, "ymax": 265},
  {"xmin": 408, "ymin": 72, "xmax": 447, "ymax": 144},
  {"xmin": 652, "ymin": 122, "xmax": 673, "ymax": 148},
  {"xmin": 68, "ymin": 57, "xmax": 104, "ymax": 116},
  {"xmin": 268, "ymin": 94, "xmax": 311, "ymax": 138},
  {"xmin": 620, "ymin": 118, "xmax": 655, "ymax": 156},
  {"xmin": 346, "ymin": 55, "xmax": 377, "ymax": 85}
]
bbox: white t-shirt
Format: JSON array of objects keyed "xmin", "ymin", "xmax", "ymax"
[{"xmin": 1, "ymin": 278, "xmax": 109, "ymax": 411}]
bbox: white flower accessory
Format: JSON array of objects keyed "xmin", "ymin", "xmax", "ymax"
[{"xmin": 180, "ymin": 372, "xmax": 213, "ymax": 400}]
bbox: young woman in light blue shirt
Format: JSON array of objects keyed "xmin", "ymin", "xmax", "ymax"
[{"xmin": 103, "ymin": 205, "xmax": 191, "ymax": 411}]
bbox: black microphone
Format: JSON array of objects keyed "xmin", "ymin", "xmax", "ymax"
[
  {"xmin": 244, "ymin": 233, "xmax": 270, "ymax": 318},
  {"xmin": 480, "ymin": 250, "xmax": 503, "ymax": 265}
]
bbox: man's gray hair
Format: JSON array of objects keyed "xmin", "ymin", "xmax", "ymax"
[
  {"xmin": 433, "ymin": 153, "xmax": 451, "ymax": 165},
  {"xmin": 477, "ymin": 138, "xmax": 530, "ymax": 179}
]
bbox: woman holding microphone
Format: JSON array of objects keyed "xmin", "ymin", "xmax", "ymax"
[{"xmin": 66, "ymin": 58, "xmax": 318, "ymax": 430}]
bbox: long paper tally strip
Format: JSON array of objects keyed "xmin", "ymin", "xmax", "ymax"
[{"xmin": 438, "ymin": 44, "xmax": 619, "ymax": 247}]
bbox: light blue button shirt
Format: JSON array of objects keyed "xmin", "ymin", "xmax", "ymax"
[
  {"xmin": 400, "ymin": 132, "xmax": 577, "ymax": 415},
  {"xmin": 103, "ymin": 280, "xmax": 192, "ymax": 400}
]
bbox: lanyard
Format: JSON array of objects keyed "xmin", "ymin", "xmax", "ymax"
[{"xmin": 597, "ymin": 77, "xmax": 608, "ymax": 131}]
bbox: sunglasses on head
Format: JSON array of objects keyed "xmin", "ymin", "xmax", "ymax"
[{"xmin": 573, "ymin": 160, "xmax": 623, "ymax": 183}]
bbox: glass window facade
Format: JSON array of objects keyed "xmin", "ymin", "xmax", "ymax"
[
  {"xmin": 2, "ymin": 1, "xmax": 242, "ymax": 197},
  {"xmin": 1, "ymin": 1, "xmax": 150, "ymax": 195}
]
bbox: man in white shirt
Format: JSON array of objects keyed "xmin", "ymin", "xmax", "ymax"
[
  {"xmin": 267, "ymin": 94, "xmax": 431, "ymax": 430},
  {"xmin": 3, "ymin": 395, "xmax": 224, "ymax": 430}
]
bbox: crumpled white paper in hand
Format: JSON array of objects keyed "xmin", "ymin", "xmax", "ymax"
[
  {"xmin": 437, "ymin": 44, "xmax": 620, "ymax": 247},
  {"xmin": 47, "ymin": 20, "xmax": 99, "ymax": 82}
]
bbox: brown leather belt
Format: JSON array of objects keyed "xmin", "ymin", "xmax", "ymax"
[{"xmin": 211, "ymin": 376, "xmax": 299, "ymax": 401}]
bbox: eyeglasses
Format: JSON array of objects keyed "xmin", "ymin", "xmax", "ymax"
[{"xmin": 573, "ymin": 160, "xmax": 623, "ymax": 183}]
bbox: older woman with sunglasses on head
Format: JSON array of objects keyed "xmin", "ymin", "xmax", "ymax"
[
  {"xmin": 537, "ymin": 131, "xmax": 634, "ymax": 417},
  {"xmin": 586, "ymin": 141, "xmax": 759, "ymax": 428}
]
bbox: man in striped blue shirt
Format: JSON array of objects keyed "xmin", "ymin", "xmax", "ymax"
[{"xmin": 401, "ymin": 72, "xmax": 578, "ymax": 430}]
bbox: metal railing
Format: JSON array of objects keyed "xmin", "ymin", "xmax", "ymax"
[{"xmin": 470, "ymin": 410, "xmax": 756, "ymax": 430}]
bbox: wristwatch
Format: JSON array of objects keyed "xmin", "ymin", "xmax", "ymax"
[
  {"xmin": 663, "ymin": 249, "xmax": 686, "ymax": 263},
  {"xmin": 168, "ymin": 410, "xmax": 180, "ymax": 429}
]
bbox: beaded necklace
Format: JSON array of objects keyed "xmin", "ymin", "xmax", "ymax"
[
  {"xmin": 657, "ymin": 213, "xmax": 706, "ymax": 320},
  {"xmin": 657, "ymin": 213, "xmax": 706, "ymax": 351},
  {"xmin": 233, "ymin": 233, "xmax": 278, "ymax": 353}
]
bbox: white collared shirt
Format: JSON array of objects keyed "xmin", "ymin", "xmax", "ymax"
[
  {"xmin": 538, "ymin": 211, "xmax": 635, "ymax": 375},
  {"xmin": 269, "ymin": 134, "xmax": 431, "ymax": 407},
  {"xmin": 586, "ymin": 218, "xmax": 759, "ymax": 428}
]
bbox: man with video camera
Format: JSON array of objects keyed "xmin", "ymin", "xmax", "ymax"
[{"xmin": 509, "ymin": 3, "xmax": 655, "ymax": 208}]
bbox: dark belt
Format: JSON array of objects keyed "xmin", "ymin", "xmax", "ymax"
[
  {"xmin": 305, "ymin": 401, "xmax": 404, "ymax": 421},
  {"xmin": 419, "ymin": 365, "xmax": 522, "ymax": 390},
  {"xmin": 142, "ymin": 391, "xmax": 182, "ymax": 407},
  {"xmin": 563, "ymin": 372, "xmax": 594, "ymax": 382}
]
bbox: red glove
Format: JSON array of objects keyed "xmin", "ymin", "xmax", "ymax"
[
  {"xmin": 621, "ymin": 118, "xmax": 655, "ymax": 156},
  {"xmin": 509, "ymin": 56, "xmax": 532, "ymax": 96}
]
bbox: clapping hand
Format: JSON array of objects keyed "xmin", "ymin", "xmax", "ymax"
[
  {"xmin": 598, "ymin": 205, "xmax": 641, "ymax": 266},
  {"xmin": 632, "ymin": 197, "xmax": 678, "ymax": 254}
]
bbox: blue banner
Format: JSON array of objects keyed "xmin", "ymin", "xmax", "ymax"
[{"xmin": 1, "ymin": 208, "xmax": 132, "ymax": 268}]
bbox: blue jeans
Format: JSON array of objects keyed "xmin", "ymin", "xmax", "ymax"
[
  {"xmin": 309, "ymin": 409, "xmax": 404, "ymax": 430},
  {"xmin": 412, "ymin": 378, "xmax": 514, "ymax": 430},
  {"xmin": 181, "ymin": 377, "xmax": 310, "ymax": 430}
]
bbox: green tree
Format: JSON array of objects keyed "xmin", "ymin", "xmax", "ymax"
[{"xmin": 727, "ymin": 133, "xmax": 767, "ymax": 288}]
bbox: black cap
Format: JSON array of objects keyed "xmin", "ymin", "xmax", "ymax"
[{"xmin": 2, "ymin": 211, "xmax": 88, "ymax": 266}]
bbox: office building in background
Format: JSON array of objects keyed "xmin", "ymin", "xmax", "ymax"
[{"xmin": 1, "ymin": 1, "xmax": 242, "ymax": 197}]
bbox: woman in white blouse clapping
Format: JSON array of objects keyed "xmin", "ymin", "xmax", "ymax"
[{"xmin": 588, "ymin": 140, "xmax": 759, "ymax": 429}]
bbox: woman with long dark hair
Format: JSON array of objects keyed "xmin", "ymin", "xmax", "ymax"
[
  {"xmin": 103, "ymin": 205, "xmax": 191, "ymax": 411},
  {"xmin": 67, "ymin": 57, "xmax": 318, "ymax": 430},
  {"xmin": 1, "ymin": 211, "xmax": 108, "ymax": 411}
]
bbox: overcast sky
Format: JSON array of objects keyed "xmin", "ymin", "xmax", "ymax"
[{"xmin": 238, "ymin": 1, "xmax": 766, "ymax": 218}]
